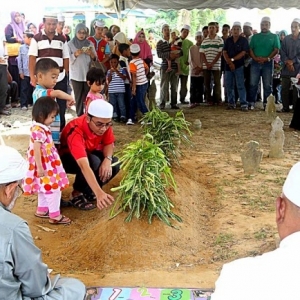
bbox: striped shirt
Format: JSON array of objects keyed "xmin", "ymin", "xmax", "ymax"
[
  {"xmin": 107, "ymin": 68, "xmax": 126, "ymax": 93},
  {"xmin": 33, "ymin": 85, "xmax": 61, "ymax": 144},
  {"xmin": 156, "ymin": 39, "xmax": 177, "ymax": 70},
  {"xmin": 129, "ymin": 58, "xmax": 149, "ymax": 85},
  {"xmin": 200, "ymin": 36, "xmax": 224, "ymax": 70},
  {"xmin": 28, "ymin": 30, "xmax": 69, "ymax": 82}
]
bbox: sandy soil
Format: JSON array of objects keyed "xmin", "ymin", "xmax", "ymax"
[{"xmin": 1, "ymin": 103, "xmax": 298, "ymax": 288}]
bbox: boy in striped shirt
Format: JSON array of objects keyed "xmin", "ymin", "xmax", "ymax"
[
  {"xmin": 129, "ymin": 44, "xmax": 149, "ymax": 125},
  {"xmin": 107, "ymin": 54, "xmax": 127, "ymax": 123}
]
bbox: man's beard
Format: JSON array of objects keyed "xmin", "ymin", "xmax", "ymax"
[{"xmin": 6, "ymin": 188, "xmax": 20, "ymax": 211}]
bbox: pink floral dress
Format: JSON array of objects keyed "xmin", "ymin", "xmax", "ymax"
[{"xmin": 23, "ymin": 122, "xmax": 69, "ymax": 195}]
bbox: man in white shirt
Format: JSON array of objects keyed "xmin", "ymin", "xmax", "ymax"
[
  {"xmin": 0, "ymin": 34, "xmax": 10, "ymax": 116},
  {"xmin": 212, "ymin": 162, "xmax": 300, "ymax": 300}
]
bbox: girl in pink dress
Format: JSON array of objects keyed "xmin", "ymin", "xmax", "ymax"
[
  {"xmin": 85, "ymin": 67, "xmax": 106, "ymax": 112},
  {"xmin": 23, "ymin": 97, "xmax": 71, "ymax": 225}
]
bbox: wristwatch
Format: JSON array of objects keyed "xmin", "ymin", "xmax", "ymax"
[
  {"xmin": 231, "ymin": 58, "xmax": 235, "ymax": 62},
  {"xmin": 105, "ymin": 156, "xmax": 113, "ymax": 162},
  {"xmin": 267, "ymin": 57, "xmax": 271, "ymax": 62}
]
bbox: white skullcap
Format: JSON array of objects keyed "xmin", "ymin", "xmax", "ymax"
[
  {"xmin": 283, "ymin": 162, "xmax": 300, "ymax": 207},
  {"xmin": 182, "ymin": 24, "xmax": 191, "ymax": 31},
  {"xmin": 88, "ymin": 100, "xmax": 113, "ymax": 118},
  {"xmin": 170, "ymin": 29, "xmax": 179, "ymax": 36},
  {"xmin": 261, "ymin": 16, "xmax": 271, "ymax": 23},
  {"xmin": 0, "ymin": 146, "xmax": 27, "ymax": 184},
  {"xmin": 43, "ymin": 13, "xmax": 57, "ymax": 19},
  {"xmin": 195, "ymin": 31, "xmax": 203, "ymax": 37},
  {"xmin": 130, "ymin": 43, "xmax": 140, "ymax": 53},
  {"xmin": 243, "ymin": 22, "xmax": 252, "ymax": 27},
  {"xmin": 292, "ymin": 18, "xmax": 300, "ymax": 24},
  {"xmin": 95, "ymin": 20, "xmax": 105, "ymax": 28},
  {"xmin": 233, "ymin": 21, "xmax": 242, "ymax": 28},
  {"xmin": 57, "ymin": 14, "xmax": 65, "ymax": 22}
]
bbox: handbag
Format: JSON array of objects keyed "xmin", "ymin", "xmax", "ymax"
[
  {"xmin": 89, "ymin": 59, "xmax": 107, "ymax": 74},
  {"xmin": 6, "ymin": 42, "xmax": 21, "ymax": 57}
]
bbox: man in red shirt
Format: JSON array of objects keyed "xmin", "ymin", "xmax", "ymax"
[
  {"xmin": 88, "ymin": 20, "xmax": 110, "ymax": 70},
  {"xmin": 59, "ymin": 100, "xmax": 119, "ymax": 210}
]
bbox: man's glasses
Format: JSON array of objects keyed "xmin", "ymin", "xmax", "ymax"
[{"xmin": 90, "ymin": 118, "xmax": 113, "ymax": 129}]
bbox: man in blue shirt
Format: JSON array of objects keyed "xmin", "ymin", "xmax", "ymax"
[{"xmin": 223, "ymin": 22, "xmax": 249, "ymax": 110}]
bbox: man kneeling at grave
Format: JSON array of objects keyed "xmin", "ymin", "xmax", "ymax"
[
  {"xmin": 0, "ymin": 145, "xmax": 86, "ymax": 300},
  {"xmin": 211, "ymin": 162, "xmax": 300, "ymax": 299},
  {"xmin": 59, "ymin": 100, "xmax": 120, "ymax": 210}
]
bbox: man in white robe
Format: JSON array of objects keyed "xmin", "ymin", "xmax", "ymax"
[
  {"xmin": 212, "ymin": 162, "xmax": 300, "ymax": 300},
  {"xmin": 0, "ymin": 145, "xmax": 86, "ymax": 300}
]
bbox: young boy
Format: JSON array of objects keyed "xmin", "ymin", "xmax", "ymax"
[
  {"xmin": 129, "ymin": 44, "xmax": 149, "ymax": 124},
  {"xmin": 33, "ymin": 58, "xmax": 75, "ymax": 144},
  {"xmin": 18, "ymin": 30, "xmax": 34, "ymax": 110},
  {"xmin": 107, "ymin": 54, "xmax": 127, "ymax": 122},
  {"xmin": 118, "ymin": 43, "xmax": 132, "ymax": 124},
  {"xmin": 189, "ymin": 31, "xmax": 204, "ymax": 108}
]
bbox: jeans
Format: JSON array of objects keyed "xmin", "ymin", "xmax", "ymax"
[
  {"xmin": 0, "ymin": 65, "xmax": 7, "ymax": 110},
  {"xmin": 160, "ymin": 68, "xmax": 178, "ymax": 106},
  {"xmin": 225, "ymin": 66, "xmax": 247, "ymax": 108},
  {"xmin": 179, "ymin": 74, "xmax": 188, "ymax": 103},
  {"xmin": 124, "ymin": 83, "xmax": 131, "ymax": 119},
  {"xmin": 61, "ymin": 151, "xmax": 120, "ymax": 192},
  {"xmin": 190, "ymin": 76, "xmax": 204, "ymax": 104},
  {"xmin": 109, "ymin": 92, "xmax": 126, "ymax": 118},
  {"xmin": 54, "ymin": 75, "xmax": 68, "ymax": 130},
  {"xmin": 203, "ymin": 69, "xmax": 222, "ymax": 103},
  {"xmin": 71, "ymin": 79, "xmax": 89, "ymax": 116},
  {"xmin": 20, "ymin": 76, "xmax": 33, "ymax": 107},
  {"xmin": 248, "ymin": 60, "xmax": 273, "ymax": 106},
  {"xmin": 130, "ymin": 83, "xmax": 148, "ymax": 121}
]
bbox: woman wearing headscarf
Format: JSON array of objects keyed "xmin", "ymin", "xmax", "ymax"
[
  {"xmin": 112, "ymin": 32, "xmax": 130, "ymax": 56},
  {"xmin": 5, "ymin": 11, "xmax": 25, "ymax": 103},
  {"xmin": 133, "ymin": 30, "xmax": 153, "ymax": 68},
  {"xmin": 27, "ymin": 23, "xmax": 37, "ymax": 35},
  {"xmin": 68, "ymin": 23, "xmax": 97, "ymax": 116},
  {"xmin": 278, "ymin": 30, "xmax": 288, "ymax": 43}
]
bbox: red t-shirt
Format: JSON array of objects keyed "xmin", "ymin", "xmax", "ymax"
[
  {"xmin": 87, "ymin": 36, "xmax": 110, "ymax": 70},
  {"xmin": 59, "ymin": 115, "xmax": 115, "ymax": 160}
]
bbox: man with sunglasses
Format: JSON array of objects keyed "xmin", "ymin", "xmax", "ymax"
[
  {"xmin": 0, "ymin": 145, "xmax": 86, "ymax": 299},
  {"xmin": 59, "ymin": 100, "xmax": 119, "ymax": 210}
]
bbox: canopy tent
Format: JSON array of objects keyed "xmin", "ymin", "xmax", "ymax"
[{"xmin": 82, "ymin": 0, "xmax": 300, "ymax": 11}]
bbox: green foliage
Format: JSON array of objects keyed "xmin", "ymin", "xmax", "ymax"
[
  {"xmin": 110, "ymin": 135, "xmax": 182, "ymax": 226},
  {"xmin": 140, "ymin": 108, "xmax": 192, "ymax": 164},
  {"xmin": 139, "ymin": 9, "xmax": 228, "ymax": 39}
]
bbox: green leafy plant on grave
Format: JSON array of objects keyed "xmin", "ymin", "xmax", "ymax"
[
  {"xmin": 110, "ymin": 135, "xmax": 182, "ymax": 226},
  {"xmin": 140, "ymin": 108, "xmax": 192, "ymax": 163}
]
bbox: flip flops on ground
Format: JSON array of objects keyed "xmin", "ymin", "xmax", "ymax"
[
  {"xmin": 34, "ymin": 211, "xmax": 49, "ymax": 218},
  {"xmin": 70, "ymin": 194, "xmax": 96, "ymax": 210},
  {"xmin": 49, "ymin": 215, "xmax": 71, "ymax": 225}
]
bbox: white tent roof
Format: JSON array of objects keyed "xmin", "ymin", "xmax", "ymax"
[{"xmin": 84, "ymin": 0, "xmax": 300, "ymax": 10}]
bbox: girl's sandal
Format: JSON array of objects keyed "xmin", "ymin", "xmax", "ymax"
[
  {"xmin": 34, "ymin": 211, "xmax": 49, "ymax": 218},
  {"xmin": 49, "ymin": 215, "xmax": 71, "ymax": 225}
]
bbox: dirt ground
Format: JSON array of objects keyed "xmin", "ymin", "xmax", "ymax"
[{"xmin": 1, "ymin": 103, "xmax": 299, "ymax": 289}]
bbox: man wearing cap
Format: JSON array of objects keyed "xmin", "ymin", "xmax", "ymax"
[
  {"xmin": 59, "ymin": 100, "xmax": 119, "ymax": 210},
  {"xmin": 280, "ymin": 18, "xmax": 300, "ymax": 112},
  {"xmin": 57, "ymin": 14, "xmax": 70, "ymax": 42},
  {"xmin": 88, "ymin": 20, "xmax": 110, "ymax": 70},
  {"xmin": 211, "ymin": 162, "xmax": 300, "ymax": 299},
  {"xmin": 0, "ymin": 145, "xmax": 86, "ymax": 299},
  {"xmin": 248, "ymin": 16, "xmax": 280, "ymax": 110},
  {"xmin": 188, "ymin": 31, "xmax": 204, "ymax": 108},
  {"xmin": 223, "ymin": 21, "xmax": 249, "ymax": 110},
  {"xmin": 156, "ymin": 24, "xmax": 180, "ymax": 109},
  {"xmin": 178, "ymin": 25, "xmax": 193, "ymax": 105},
  {"xmin": 200, "ymin": 22, "xmax": 224, "ymax": 105},
  {"xmin": 29, "ymin": 13, "xmax": 70, "ymax": 129}
]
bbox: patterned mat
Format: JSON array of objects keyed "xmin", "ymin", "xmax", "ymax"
[{"xmin": 85, "ymin": 287, "xmax": 214, "ymax": 300}]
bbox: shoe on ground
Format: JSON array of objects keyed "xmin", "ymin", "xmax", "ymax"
[
  {"xmin": 171, "ymin": 105, "xmax": 180, "ymax": 109},
  {"xmin": 226, "ymin": 106, "xmax": 235, "ymax": 110},
  {"xmin": 241, "ymin": 107, "xmax": 248, "ymax": 111},
  {"xmin": 113, "ymin": 117, "xmax": 119, "ymax": 122},
  {"xmin": 126, "ymin": 119, "xmax": 134, "ymax": 125},
  {"xmin": 21, "ymin": 106, "xmax": 28, "ymax": 111},
  {"xmin": 249, "ymin": 105, "xmax": 255, "ymax": 110},
  {"xmin": 0, "ymin": 109, "xmax": 11, "ymax": 116},
  {"xmin": 180, "ymin": 101, "xmax": 189, "ymax": 104},
  {"xmin": 120, "ymin": 116, "xmax": 126, "ymax": 123},
  {"xmin": 159, "ymin": 103, "xmax": 165, "ymax": 109},
  {"xmin": 280, "ymin": 108, "xmax": 290, "ymax": 113},
  {"xmin": 189, "ymin": 103, "xmax": 197, "ymax": 109}
]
